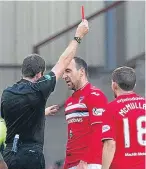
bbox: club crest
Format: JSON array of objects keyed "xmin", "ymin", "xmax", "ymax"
[{"xmin": 79, "ymin": 96, "xmax": 84, "ymax": 103}]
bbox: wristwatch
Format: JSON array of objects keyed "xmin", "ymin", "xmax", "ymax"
[{"xmin": 74, "ymin": 37, "xmax": 81, "ymax": 44}]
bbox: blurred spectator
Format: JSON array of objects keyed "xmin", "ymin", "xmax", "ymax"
[{"xmin": 0, "ymin": 116, "xmax": 7, "ymax": 153}]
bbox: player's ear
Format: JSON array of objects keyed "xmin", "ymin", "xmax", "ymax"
[
  {"xmin": 112, "ymin": 81, "xmax": 118, "ymax": 91},
  {"xmin": 35, "ymin": 72, "xmax": 42, "ymax": 80},
  {"xmin": 80, "ymin": 68, "xmax": 85, "ymax": 77}
]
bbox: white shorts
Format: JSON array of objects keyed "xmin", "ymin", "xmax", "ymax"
[{"xmin": 69, "ymin": 164, "xmax": 102, "ymax": 169}]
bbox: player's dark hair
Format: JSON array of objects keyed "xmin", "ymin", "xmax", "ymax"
[
  {"xmin": 22, "ymin": 54, "xmax": 46, "ymax": 78},
  {"xmin": 74, "ymin": 57, "xmax": 88, "ymax": 76},
  {"xmin": 112, "ymin": 66, "xmax": 136, "ymax": 91}
]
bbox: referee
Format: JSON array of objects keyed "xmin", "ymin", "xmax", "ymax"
[{"xmin": 1, "ymin": 20, "xmax": 89, "ymax": 169}]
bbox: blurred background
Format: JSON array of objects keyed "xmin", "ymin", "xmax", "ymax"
[{"xmin": 0, "ymin": 1, "xmax": 145, "ymax": 168}]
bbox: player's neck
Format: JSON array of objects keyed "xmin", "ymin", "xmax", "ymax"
[
  {"xmin": 75, "ymin": 78, "xmax": 89, "ymax": 91},
  {"xmin": 23, "ymin": 77, "xmax": 36, "ymax": 83},
  {"xmin": 116, "ymin": 90, "xmax": 134, "ymax": 97}
]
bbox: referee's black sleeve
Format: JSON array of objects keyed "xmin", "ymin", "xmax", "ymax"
[
  {"xmin": 33, "ymin": 71, "xmax": 56, "ymax": 100},
  {"xmin": 0, "ymin": 152, "xmax": 3, "ymax": 160}
]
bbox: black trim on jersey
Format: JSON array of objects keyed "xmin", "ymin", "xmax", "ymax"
[{"xmin": 65, "ymin": 109, "xmax": 88, "ymax": 116}]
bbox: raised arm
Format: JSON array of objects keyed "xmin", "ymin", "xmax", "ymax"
[{"xmin": 51, "ymin": 20, "xmax": 89, "ymax": 81}]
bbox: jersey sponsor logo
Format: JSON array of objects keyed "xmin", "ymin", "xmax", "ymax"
[
  {"xmin": 117, "ymin": 97, "xmax": 144, "ymax": 103},
  {"xmin": 92, "ymin": 108, "xmax": 104, "ymax": 116},
  {"xmin": 125, "ymin": 152, "xmax": 146, "ymax": 156},
  {"xmin": 102, "ymin": 125, "xmax": 110, "ymax": 133},
  {"xmin": 91, "ymin": 92, "xmax": 100, "ymax": 96},
  {"xmin": 67, "ymin": 118, "xmax": 83, "ymax": 124}
]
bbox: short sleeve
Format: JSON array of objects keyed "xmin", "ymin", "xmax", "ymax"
[
  {"xmin": 34, "ymin": 71, "xmax": 56, "ymax": 100},
  {"xmin": 102, "ymin": 105, "xmax": 116, "ymax": 141},
  {"xmin": 85, "ymin": 90, "xmax": 108, "ymax": 125}
]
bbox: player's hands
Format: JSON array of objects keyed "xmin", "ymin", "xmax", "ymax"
[
  {"xmin": 76, "ymin": 160, "xmax": 87, "ymax": 169},
  {"xmin": 45, "ymin": 105, "xmax": 59, "ymax": 116},
  {"xmin": 75, "ymin": 20, "xmax": 89, "ymax": 39}
]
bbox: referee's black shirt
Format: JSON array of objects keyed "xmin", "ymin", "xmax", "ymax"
[{"xmin": 1, "ymin": 71, "xmax": 56, "ymax": 148}]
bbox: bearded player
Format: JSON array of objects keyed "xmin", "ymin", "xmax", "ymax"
[
  {"xmin": 101, "ymin": 66, "xmax": 145, "ymax": 169},
  {"xmin": 63, "ymin": 57, "xmax": 108, "ymax": 169}
]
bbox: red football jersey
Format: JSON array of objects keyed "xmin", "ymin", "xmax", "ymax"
[
  {"xmin": 64, "ymin": 83, "xmax": 107, "ymax": 168},
  {"xmin": 102, "ymin": 93, "xmax": 146, "ymax": 169}
]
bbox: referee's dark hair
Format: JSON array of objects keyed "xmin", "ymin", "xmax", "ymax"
[
  {"xmin": 112, "ymin": 66, "xmax": 136, "ymax": 91},
  {"xmin": 22, "ymin": 54, "xmax": 46, "ymax": 78},
  {"xmin": 74, "ymin": 57, "xmax": 88, "ymax": 76}
]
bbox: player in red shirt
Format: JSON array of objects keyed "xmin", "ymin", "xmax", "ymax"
[
  {"xmin": 101, "ymin": 66, "xmax": 145, "ymax": 169},
  {"xmin": 63, "ymin": 57, "xmax": 108, "ymax": 169}
]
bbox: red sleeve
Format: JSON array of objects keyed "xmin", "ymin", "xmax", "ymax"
[
  {"xmin": 102, "ymin": 105, "xmax": 116, "ymax": 141},
  {"xmin": 86, "ymin": 90, "xmax": 108, "ymax": 124},
  {"xmin": 81, "ymin": 90, "xmax": 108, "ymax": 163}
]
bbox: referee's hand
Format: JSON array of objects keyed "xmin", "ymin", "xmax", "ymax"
[
  {"xmin": 75, "ymin": 19, "xmax": 89, "ymax": 39},
  {"xmin": 45, "ymin": 105, "xmax": 59, "ymax": 116}
]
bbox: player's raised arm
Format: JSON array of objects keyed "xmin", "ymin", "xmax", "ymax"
[{"xmin": 51, "ymin": 20, "xmax": 89, "ymax": 81}]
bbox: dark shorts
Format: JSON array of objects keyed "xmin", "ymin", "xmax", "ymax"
[{"xmin": 3, "ymin": 143, "xmax": 45, "ymax": 169}]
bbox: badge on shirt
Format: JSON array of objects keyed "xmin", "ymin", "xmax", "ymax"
[
  {"xmin": 92, "ymin": 108, "xmax": 105, "ymax": 116},
  {"xmin": 79, "ymin": 96, "xmax": 84, "ymax": 103},
  {"xmin": 44, "ymin": 75, "xmax": 52, "ymax": 80},
  {"xmin": 102, "ymin": 125, "xmax": 110, "ymax": 133}
]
